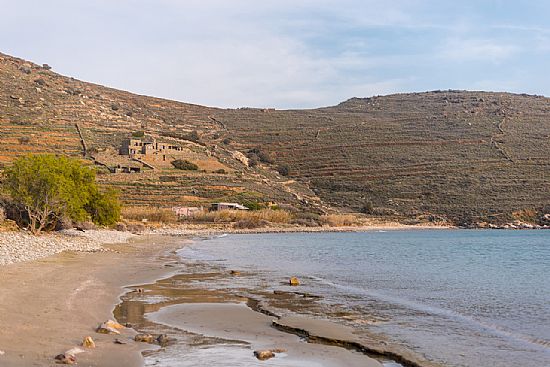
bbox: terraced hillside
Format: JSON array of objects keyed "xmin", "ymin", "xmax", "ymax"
[
  {"xmin": 217, "ymin": 93, "xmax": 550, "ymax": 223},
  {"xmin": 1, "ymin": 52, "xmax": 549, "ymax": 224},
  {"xmin": 0, "ymin": 53, "xmax": 321, "ymax": 212}
]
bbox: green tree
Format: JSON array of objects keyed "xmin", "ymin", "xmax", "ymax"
[
  {"xmin": 2, "ymin": 154, "xmax": 120, "ymax": 234},
  {"xmin": 85, "ymin": 188, "xmax": 121, "ymax": 226},
  {"xmin": 171, "ymin": 159, "xmax": 198, "ymax": 170}
]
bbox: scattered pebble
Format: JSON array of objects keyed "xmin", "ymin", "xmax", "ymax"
[{"xmin": 0, "ymin": 230, "xmax": 135, "ymax": 266}]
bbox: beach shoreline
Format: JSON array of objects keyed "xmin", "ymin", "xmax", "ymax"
[
  {"xmin": 1, "ymin": 226, "xmax": 538, "ymax": 367},
  {"xmin": 114, "ymin": 234, "xmax": 441, "ymax": 367},
  {"xmin": 0, "ymin": 228, "xmax": 431, "ymax": 367},
  {"xmin": 0, "ymin": 233, "xmax": 186, "ymax": 366}
]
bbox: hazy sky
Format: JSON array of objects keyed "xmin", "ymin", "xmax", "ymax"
[{"xmin": 1, "ymin": 1, "xmax": 549, "ymax": 108}]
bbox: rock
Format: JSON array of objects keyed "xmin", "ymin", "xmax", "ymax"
[
  {"xmin": 230, "ymin": 270, "xmax": 241, "ymax": 276},
  {"xmin": 271, "ymin": 348, "xmax": 287, "ymax": 353},
  {"xmin": 114, "ymin": 338, "xmax": 127, "ymax": 345},
  {"xmin": 96, "ymin": 319, "xmax": 124, "ymax": 334},
  {"xmin": 82, "ymin": 336, "xmax": 95, "ymax": 348},
  {"xmin": 19, "ymin": 65, "xmax": 32, "ymax": 74},
  {"xmin": 54, "ymin": 348, "xmax": 83, "ymax": 365},
  {"xmin": 96, "ymin": 324, "xmax": 119, "ymax": 334},
  {"xmin": 54, "ymin": 353, "xmax": 76, "ymax": 364},
  {"xmin": 134, "ymin": 334, "xmax": 155, "ymax": 343},
  {"xmin": 156, "ymin": 334, "xmax": 170, "ymax": 346},
  {"xmin": 104, "ymin": 319, "xmax": 125, "ymax": 329},
  {"xmin": 254, "ymin": 350, "xmax": 275, "ymax": 360},
  {"xmin": 289, "ymin": 277, "xmax": 300, "ymax": 286}
]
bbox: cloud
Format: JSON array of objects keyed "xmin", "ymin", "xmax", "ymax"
[
  {"xmin": 0, "ymin": 1, "xmax": 549, "ymax": 107},
  {"xmin": 438, "ymin": 38, "xmax": 520, "ymax": 64}
]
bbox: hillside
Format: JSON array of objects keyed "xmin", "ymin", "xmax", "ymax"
[{"xmin": 1, "ymin": 52, "xmax": 549, "ymax": 225}]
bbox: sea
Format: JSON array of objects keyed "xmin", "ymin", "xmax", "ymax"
[{"xmin": 174, "ymin": 230, "xmax": 550, "ymax": 367}]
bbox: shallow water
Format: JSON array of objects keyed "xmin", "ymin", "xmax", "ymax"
[{"xmin": 179, "ymin": 230, "xmax": 550, "ymax": 367}]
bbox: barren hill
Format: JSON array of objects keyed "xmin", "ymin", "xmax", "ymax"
[{"xmin": 1, "ymin": 52, "xmax": 549, "ymax": 224}]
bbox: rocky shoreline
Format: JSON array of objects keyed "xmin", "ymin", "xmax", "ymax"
[{"xmin": 0, "ymin": 229, "xmax": 136, "ymax": 266}]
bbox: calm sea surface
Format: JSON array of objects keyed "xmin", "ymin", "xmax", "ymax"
[{"xmin": 179, "ymin": 230, "xmax": 550, "ymax": 367}]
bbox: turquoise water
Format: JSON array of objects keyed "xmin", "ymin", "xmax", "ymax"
[{"xmin": 180, "ymin": 230, "xmax": 550, "ymax": 367}]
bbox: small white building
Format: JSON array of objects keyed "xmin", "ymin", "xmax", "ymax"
[{"xmin": 210, "ymin": 203, "xmax": 249, "ymax": 211}]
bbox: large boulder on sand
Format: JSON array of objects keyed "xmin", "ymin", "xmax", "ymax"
[{"xmin": 289, "ymin": 277, "xmax": 300, "ymax": 286}]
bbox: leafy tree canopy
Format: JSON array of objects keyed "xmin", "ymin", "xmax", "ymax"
[{"xmin": 2, "ymin": 154, "xmax": 120, "ymax": 234}]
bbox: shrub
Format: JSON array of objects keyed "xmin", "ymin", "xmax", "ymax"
[
  {"xmin": 183, "ymin": 130, "xmax": 201, "ymax": 143},
  {"xmin": 171, "ymin": 159, "xmax": 198, "ymax": 170},
  {"xmin": 192, "ymin": 209, "xmax": 291, "ymax": 224},
  {"xmin": 122, "ymin": 206, "xmax": 177, "ymax": 223},
  {"xmin": 2, "ymin": 154, "xmax": 118, "ymax": 234},
  {"xmin": 512, "ymin": 209, "xmax": 538, "ymax": 224},
  {"xmin": 248, "ymin": 158, "xmax": 258, "ymax": 167},
  {"xmin": 55, "ymin": 216, "xmax": 73, "ymax": 230},
  {"xmin": 18, "ymin": 136, "xmax": 31, "ymax": 144},
  {"xmin": 233, "ymin": 219, "xmax": 270, "ymax": 229},
  {"xmin": 361, "ymin": 200, "xmax": 374, "ymax": 214},
  {"xmin": 247, "ymin": 148, "xmax": 274, "ymax": 164},
  {"xmin": 320, "ymin": 214, "xmax": 357, "ymax": 227},
  {"xmin": 214, "ymin": 168, "xmax": 226, "ymax": 174},
  {"xmin": 292, "ymin": 212, "xmax": 321, "ymax": 226},
  {"xmin": 291, "ymin": 218, "xmax": 321, "ymax": 227},
  {"xmin": 85, "ymin": 188, "xmax": 121, "ymax": 226},
  {"xmin": 257, "ymin": 151, "xmax": 274, "ymax": 164},
  {"xmin": 277, "ymin": 164, "xmax": 290, "ymax": 176},
  {"xmin": 132, "ymin": 131, "xmax": 145, "ymax": 138},
  {"xmin": 243, "ymin": 201, "xmax": 263, "ymax": 210}
]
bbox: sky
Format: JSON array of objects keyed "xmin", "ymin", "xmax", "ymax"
[{"xmin": 1, "ymin": 1, "xmax": 549, "ymax": 109}]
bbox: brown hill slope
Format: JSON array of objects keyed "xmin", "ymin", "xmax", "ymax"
[
  {"xmin": 0, "ymin": 53, "xmax": 321, "ymax": 212},
  {"xmin": 1, "ymin": 52, "xmax": 549, "ymax": 224}
]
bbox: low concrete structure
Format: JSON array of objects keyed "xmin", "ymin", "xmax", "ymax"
[
  {"xmin": 210, "ymin": 203, "xmax": 249, "ymax": 211},
  {"xmin": 172, "ymin": 206, "xmax": 203, "ymax": 218}
]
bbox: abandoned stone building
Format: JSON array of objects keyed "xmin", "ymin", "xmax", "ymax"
[{"xmin": 120, "ymin": 136, "xmax": 183, "ymax": 162}]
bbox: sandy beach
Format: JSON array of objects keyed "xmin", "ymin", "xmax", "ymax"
[{"xmin": 0, "ymin": 233, "xmax": 184, "ymax": 366}]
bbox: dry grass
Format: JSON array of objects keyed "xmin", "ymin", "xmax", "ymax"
[
  {"xmin": 320, "ymin": 214, "xmax": 358, "ymax": 227},
  {"xmin": 192, "ymin": 209, "xmax": 292, "ymax": 224},
  {"xmin": 512, "ymin": 208, "xmax": 538, "ymax": 223},
  {"xmin": 122, "ymin": 206, "xmax": 178, "ymax": 223}
]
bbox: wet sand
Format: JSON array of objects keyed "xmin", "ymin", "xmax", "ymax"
[
  {"xmin": 0, "ymin": 235, "xmax": 184, "ymax": 366},
  {"xmin": 147, "ymin": 302, "xmax": 382, "ymax": 367}
]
